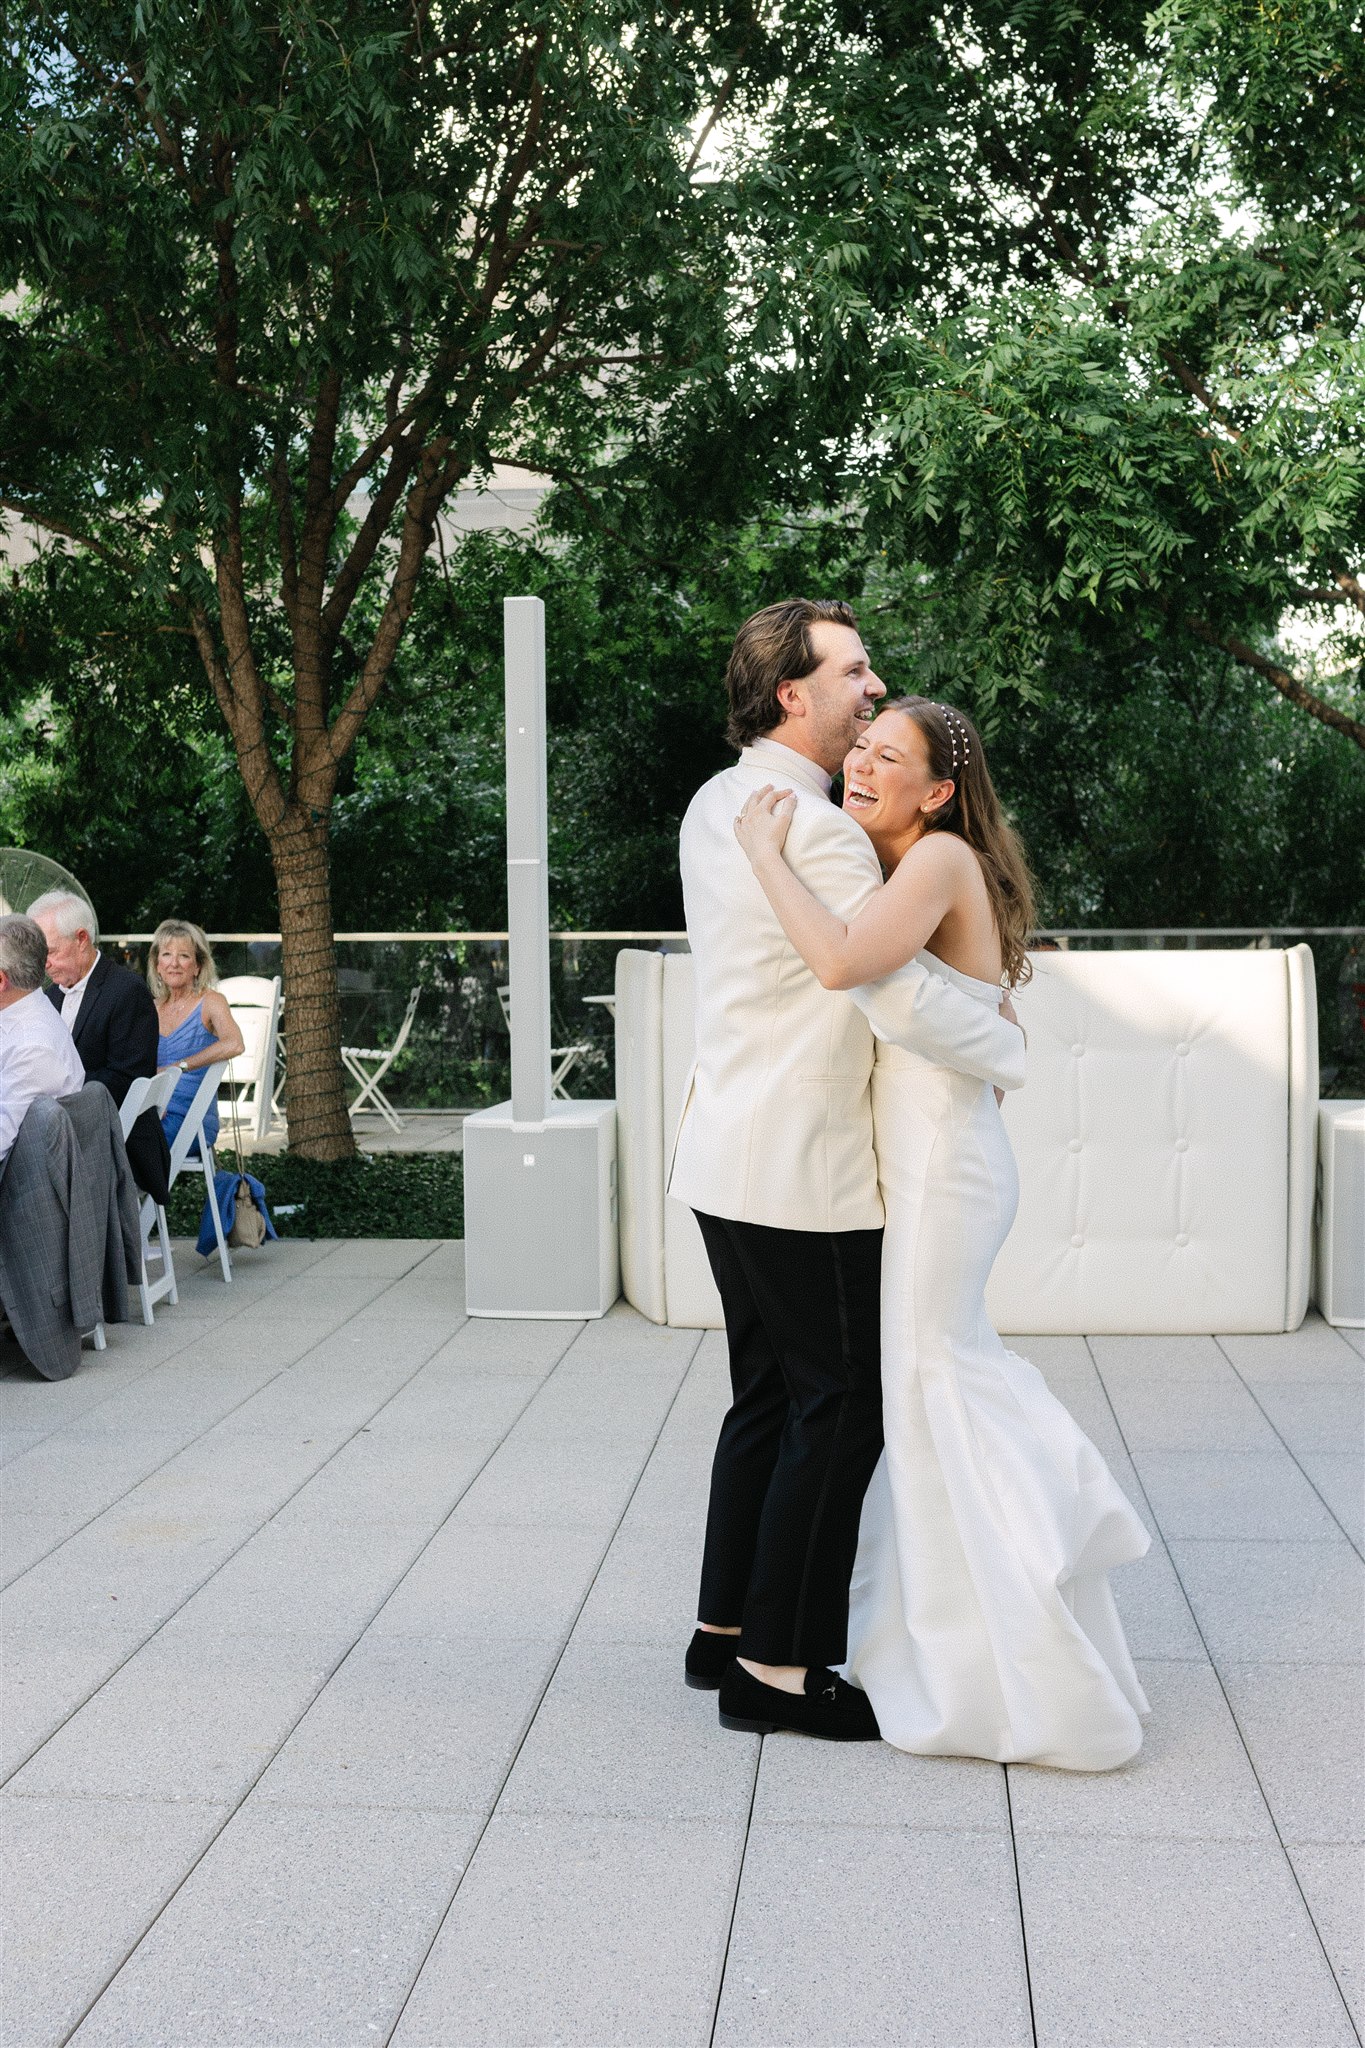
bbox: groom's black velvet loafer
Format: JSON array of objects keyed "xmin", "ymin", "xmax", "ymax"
[
  {"xmin": 685, "ymin": 1628, "xmax": 738, "ymax": 1690},
  {"xmin": 718, "ymin": 1662, "xmax": 881, "ymax": 1741}
]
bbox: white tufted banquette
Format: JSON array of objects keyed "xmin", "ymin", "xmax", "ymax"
[{"xmin": 615, "ymin": 944, "xmax": 1319, "ymax": 1336}]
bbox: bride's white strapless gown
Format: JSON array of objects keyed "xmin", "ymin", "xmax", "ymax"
[{"xmin": 842, "ymin": 954, "xmax": 1150, "ymax": 1772}]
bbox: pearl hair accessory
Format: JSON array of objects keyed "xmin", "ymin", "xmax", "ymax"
[{"xmin": 932, "ymin": 704, "xmax": 971, "ymax": 778}]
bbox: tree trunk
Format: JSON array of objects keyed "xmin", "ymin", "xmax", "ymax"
[{"xmin": 270, "ymin": 811, "xmax": 356, "ymax": 1161}]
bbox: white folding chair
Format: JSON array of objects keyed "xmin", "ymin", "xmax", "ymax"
[
  {"xmin": 131, "ymin": 1061, "xmax": 234, "ymax": 1316},
  {"xmin": 495, "ymin": 985, "xmax": 592, "ymax": 1100},
  {"xmin": 342, "ymin": 986, "xmax": 421, "ymax": 1133},
  {"xmin": 217, "ymin": 975, "xmax": 283, "ymax": 1143},
  {"xmin": 119, "ymin": 1068, "xmax": 182, "ymax": 1325}
]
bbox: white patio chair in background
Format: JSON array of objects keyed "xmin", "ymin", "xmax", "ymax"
[
  {"xmin": 342, "ymin": 986, "xmax": 421, "ymax": 1134},
  {"xmin": 119, "ymin": 1068, "xmax": 182, "ymax": 1325},
  {"xmin": 495, "ymin": 985, "xmax": 592, "ymax": 1100},
  {"xmin": 217, "ymin": 974, "xmax": 283, "ymax": 1144}
]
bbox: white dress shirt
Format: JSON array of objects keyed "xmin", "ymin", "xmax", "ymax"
[
  {"xmin": 0, "ymin": 988, "xmax": 87, "ymax": 1164},
  {"xmin": 59, "ymin": 950, "xmax": 101, "ymax": 1030}
]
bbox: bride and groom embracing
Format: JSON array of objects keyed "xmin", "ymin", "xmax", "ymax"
[{"xmin": 667, "ymin": 598, "xmax": 1150, "ymax": 1771}]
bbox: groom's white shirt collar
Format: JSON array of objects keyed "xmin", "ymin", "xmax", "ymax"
[{"xmin": 741, "ymin": 736, "xmax": 834, "ymax": 800}]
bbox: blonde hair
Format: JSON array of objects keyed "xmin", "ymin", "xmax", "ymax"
[
  {"xmin": 883, "ymin": 698, "xmax": 1037, "ymax": 988},
  {"xmin": 147, "ymin": 919, "xmax": 217, "ymax": 1000}
]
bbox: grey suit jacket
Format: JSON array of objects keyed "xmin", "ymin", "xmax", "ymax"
[{"xmin": 0, "ymin": 1085, "xmax": 141, "ymax": 1381}]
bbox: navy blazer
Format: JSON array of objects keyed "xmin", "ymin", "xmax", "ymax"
[{"xmin": 46, "ymin": 954, "xmax": 171, "ymax": 1201}]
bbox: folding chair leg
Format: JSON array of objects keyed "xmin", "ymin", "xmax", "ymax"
[
  {"xmin": 202, "ymin": 1153, "xmax": 233, "ymax": 1284},
  {"xmin": 157, "ymin": 1205, "xmax": 178, "ymax": 1306},
  {"xmin": 90, "ymin": 1322, "xmax": 107, "ymax": 1351},
  {"xmin": 368, "ymin": 1082, "xmax": 405, "ymax": 1134}
]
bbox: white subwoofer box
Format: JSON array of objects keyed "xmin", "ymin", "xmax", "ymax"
[
  {"xmin": 1313, "ymin": 1100, "xmax": 1364, "ymax": 1328},
  {"xmin": 463, "ymin": 1099, "xmax": 619, "ymax": 1319}
]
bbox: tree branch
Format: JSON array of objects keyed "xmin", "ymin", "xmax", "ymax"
[{"xmin": 1179, "ymin": 612, "xmax": 1365, "ymax": 748}]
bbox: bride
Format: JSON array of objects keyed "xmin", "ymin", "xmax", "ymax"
[{"xmin": 734, "ymin": 696, "xmax": 1150, "ymax": 1771}]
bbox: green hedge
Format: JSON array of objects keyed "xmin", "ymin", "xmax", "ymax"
[{"xmin": 167, "ymin": 1151, "xmax": 464, "ymax": 1240}]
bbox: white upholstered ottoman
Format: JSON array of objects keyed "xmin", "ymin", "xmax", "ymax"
[{"xmin": 615, "ymin": 945, "xmax": 1319, "ymax": 1337}]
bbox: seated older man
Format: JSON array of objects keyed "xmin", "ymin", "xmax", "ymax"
[
  {"xmin": 28, "ymin": 888, "xmax": 171, "ymax": 1200},
  {"xmin": 0, "ymin": 914, "xmax": 85, "ymax": 1166}
]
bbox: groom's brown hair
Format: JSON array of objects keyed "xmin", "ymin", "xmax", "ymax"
[{"xmin": 724, "ymin": 598, "xmax": 858, "ymax": 749}]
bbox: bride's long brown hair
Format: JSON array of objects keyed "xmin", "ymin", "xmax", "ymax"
[{"xmin": 884, "ymin": 697, "xmax": 1036, "ymax": 987}]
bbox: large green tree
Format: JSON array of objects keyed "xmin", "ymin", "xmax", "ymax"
[{"xmin": 2, "ymin": 0, "xmax": 754, "ymax": 1154}]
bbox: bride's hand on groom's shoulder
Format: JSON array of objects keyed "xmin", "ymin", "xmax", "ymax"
[{"xmin": 734, "ymin": 785, "xmax": 797, "ymax": 867}]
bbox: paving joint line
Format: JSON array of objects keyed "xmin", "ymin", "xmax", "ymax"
[
  {"xmin": 0, "ymin": 1244, "xmax": 455, "ymax": 1788},
  {"xmin": 381, "ymin": 1324, "xmax": 707, "ymax": 2048},
  {"xmin": 1003, "ymin": 1764, "xmax": 1039, "ymax": 2048},
  {"xmin": 0, "ymin": 1244, "xmax": 438, "ymax": 1596},
  {"xmin": 706, "ymin": 1729, "xmax": 762, "ymax": 2048},
  {"xmin": 1085, "ymin": 1337, "xmax": 1363, "ymax": 2046},
  {"xmin": 46, "ymin": 1278, "xmax": 581, "ymax": 2046},
  {"xmin": 1212, "ymin": 1333, "xmax": 1364, "ymax": 1564}
]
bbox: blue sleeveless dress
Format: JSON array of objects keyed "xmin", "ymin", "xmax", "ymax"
[{"xmin": 159, "ymin": 1002, "xmax": 221, "ymax": 1154}]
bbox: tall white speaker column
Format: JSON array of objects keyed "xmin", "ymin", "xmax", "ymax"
[
  {"xmin": 463, "ymin": 596, "xmax": 620, "ymax": 1317},
  {"xmin": 1313, "ymin": 1100, "xmax": 1364, "ymax": 1327}
]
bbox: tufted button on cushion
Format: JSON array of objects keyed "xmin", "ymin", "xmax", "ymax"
[
  {"xmin": 1070, "ymin": 1233, "xmax": 1085, "ymax": 1248},
  {"xmin": 1071, "ymin": 1043, "xmax": 1085, "ymax": 1057},
  {"xmin": 1176, "ymin": 1041, "xmax": 1190, "ymax": 1056},
  {"xmin": 1175, "ymin": 1139, "xmax": 1189, "ymax": 1153},
  {"xmin": 1068, "ymin": 1139, "xmax": 1082, "ymax": 1153},
  {"xmin": 1175, "ymin": 1232, "xmax": 1189, "ymax": 1247}
]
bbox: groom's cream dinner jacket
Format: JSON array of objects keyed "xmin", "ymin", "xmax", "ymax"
[{"xmin": 667, "ymin": 739, "xmax": 1026, "ymax": 1234}]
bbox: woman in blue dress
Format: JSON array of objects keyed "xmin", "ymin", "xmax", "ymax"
[{"xmin": 148, "ymin": 920, "xmax": 245, "ymax": 1156}]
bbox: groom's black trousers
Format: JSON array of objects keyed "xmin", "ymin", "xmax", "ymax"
[{"xmin": 694, "ymin": 1211, "xmax": 884, "ymax": 1669}]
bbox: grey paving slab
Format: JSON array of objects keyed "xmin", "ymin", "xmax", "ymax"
[
  {"xmin": 0, "ymin": 1427, "xmax": 222, "ymax": 1526},
  {"xmin": 304, "ymin": 1237, "xmax": 442, "ymax": 1277},
  {"xmin": 1340, "ymin": 1326, "xmax": 1365, "ymax": 1360},
  {"xmin": 0, "ymin": 1792, "xmax": 230, "ymax": 2048},
  {"xmin": 714, "ymin": 1821, "xmax": 1031, "ymax": 2048},
  {"xmin": 1219, "ymin": 1661, "xmax": 1364, "ymax": 1844},
  {"xmin": 390, "ymin": 1812, "xmax": 743, "ymax": 2048},
  {"xmin": 551, "ymin": 1306, "xmax": 704, "ymax": 1374},
  {"xmin": 265, "ymin": 1425, "xmax": 506, "ymax": 1530},
  {"xmin": 514, "ymin": 1361, "xmax": 690, "ymax": 1442},
  {"xmin": 9, "ymin": 1628, "xmax": 335, "ymax": 1803},
  {"xmin": 1248, "ymin": 1377, "xmax": 1365, "ymax": 1454},
  {"xmin": 116, "ymin": 1421, "xmax": 340, "ymax": 1522},
  {"xmin": 1220, "ymin": 1317, "xmax": 1365, "ymax": 1384},
  {"xmin": 1169, "ymin": 1538, "xmax": 1365, "ymax": 1664},
  {"xmin": 1004, "ymin": 1334, "xmax": 1096, "ymax": 1378},
  {"xmin": 0, "ymin": 1622, "xmax": 147, "ymax": 1781},
  {"xmin": 166, "ymin": 1515, "xmax": 439, "ymax": 1646},
  {"xmin": 1100, "ymin": 1371, "xmax": 1280, "ymax": 1452},
  {"xmin": 1287, "ymin": 1843, "xmax": 1365, "ymax": 2031},
  {"xmin": 1133, "ymin": 1448, "xmax": 1347, "ymax": 1542},
  {"xmin": 1088, "ymin": 1334, "xmax": 1230, "ymax": 1381},
  {"xmin": 64, "ymin": 1800, "xmax": 483, "ymax": 2048},
  {"xmin": 0, "ymin": 1424, "xmax": 51, "ymax": 1470},
  {"xmin": 206, "ymin": 1354, "xmax": 436, "ymax": 1439},
  {"xmin": 420, "ymin": 1315, "xmax": 584, "ymax": 1377},
  {"xmin": 572, "ymin": 1515, "xmax": 700, "ymax": 1646},
  {"xmin": 619, "ymin": 1434, "xmax": 717, "ymax": 1531},
  {"xmin": 0, "ymin": 1509, "xmax": 88, "ymax": 1587},
  {"xmin": 368, "ymin": 1515, "xmax": 610, "ymax": 1642},
  {"xmin": 753, "ymin": 1725, "xmax": 1008, "ymax": 1832},
  {"xmin": 1008, "ymin": 1658, "xmax": 1273, "ymax": 1843},
  {"xmin": 1296, "ymin": 1451, "xmax": 1365, "ymax": 1549},
  {"xmin": 500, "ymin": 1638, "xmax": 758, "ymax": 1820},
  {"xmin": 1110, "ymin": 1542, "xmax": 1218, "ymax": 1659},
  {"xmin": 454, "ymin": 1430, "xmax": 656, "ymax": 1528},
  {"xmin": 0, "ymin": 1505, "xmax": 260, "ymax": 1639},
  {"xmin": 1018, "ymin": 1832, "xmax": 1357, "ymax": 2048},
  {"xmin": 251, "ymin": 1632, "xmax": 559, "ymax": 1815},
  {"xmin": 361, "ymin": 1367, "xmax": 545, "ymax": 1440}
]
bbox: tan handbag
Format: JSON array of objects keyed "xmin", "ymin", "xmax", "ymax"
[{"xmin": 228, "ymin": 1177, "xmax": 267, "ymax": 1247}]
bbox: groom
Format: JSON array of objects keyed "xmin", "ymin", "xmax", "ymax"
[{"xmin": 668, "ymin": 600, "xmax": 1025, "ymax": 1740}]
